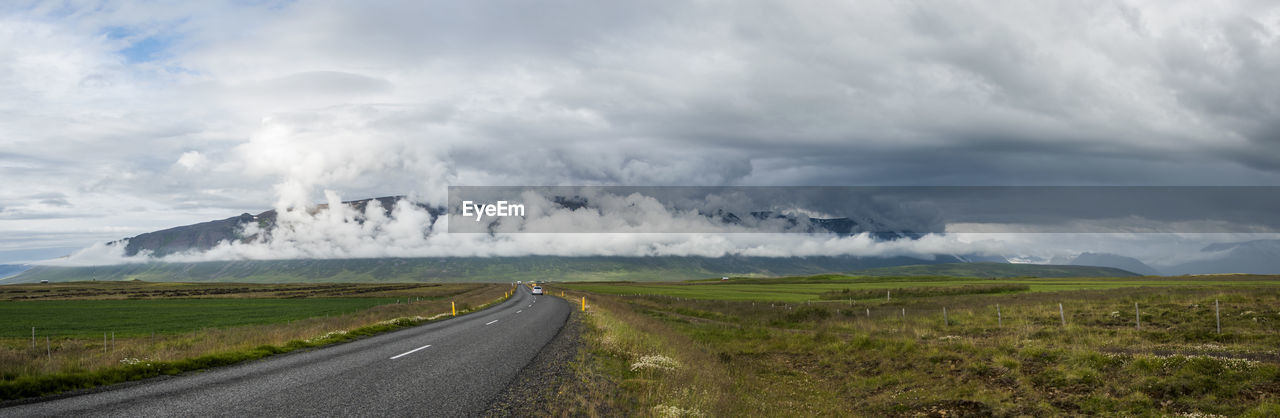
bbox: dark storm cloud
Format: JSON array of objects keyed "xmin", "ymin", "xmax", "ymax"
[{"xmin": 4, "ymin": 1, "xmax": 1280, "ymax": 261}]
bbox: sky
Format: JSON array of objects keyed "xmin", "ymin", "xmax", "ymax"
[{"xmin": 1, "ymin": 1, "xmax": 1278, "ymax": 266}]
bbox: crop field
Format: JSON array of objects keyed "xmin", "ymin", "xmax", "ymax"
[
  {"xmin": 0, "ymin": 281, "xmax": 509, "ymax": 399},
  {"xmin": 545, "ymin": 276, "xmax": 1280, "ymax": 416},
  {"xmin": 0, "ymin": 282, "xmax": 482, "ymax": 339},
  {"xmin": 0, "ymin": 299, "xmax": 396, "ymax": 338},
  {"xmin": 562, "ymin": 274, "xmax": 1280, "ymax": 302},
  {"xmin": 0, "ymin": 281, "xmax": 462, "ymax": 301}
]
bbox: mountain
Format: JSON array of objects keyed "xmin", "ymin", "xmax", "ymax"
[
  {"xmin": 1167, "ymin": 239, "xmax": 1280, "ymax": 275},
  {"xmin": 121, "ymin": 196, "xmax": 441, "ymax": 257},
  {"xmin": 10, "ymin": 255, "xmax": 967, "ymax": 284},
  {"xmin": 850, "ymin": 262, "xmax": 1140, "ymax": 278},
  {"xmin": 0, "ymin": 264, "xmax": 31, "ymax": 280},
  {"xmin": 24, "ymin": 195, "xmax": 1011, "ymax": 284},
  {"xmin": 119, "ymin": 195, "xmax": 900, "ymax": 258},
  {"xmin": 1067, "ymin": 252, "xmax": 1161, "ymax": 276}
]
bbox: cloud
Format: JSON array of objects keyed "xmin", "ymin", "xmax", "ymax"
[
  {"xmin": 5, "ymin": 1, "xmax": 1280, "ymax": 263},
  {"xmin": 175, "ymin": 151, "xmax": 208, "ymax": 171},
  {"xmin": 82, "ymin": 190, "xmax": 998, "ymax": 262}
]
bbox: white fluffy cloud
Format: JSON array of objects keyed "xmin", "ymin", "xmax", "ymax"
[{"xmin": 4, "ymin": 1, "xmax": 1280, "ymax": 263}]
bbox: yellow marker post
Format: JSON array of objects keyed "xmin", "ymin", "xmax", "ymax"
[
  {"xmin": 581, "ymin": 296, "xmax": 586, "ymax": 312},
  {"xmin": 451, "ymin": 301, "xmax": 456, "ymax": 316}
]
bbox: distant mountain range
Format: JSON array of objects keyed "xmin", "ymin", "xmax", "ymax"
[
  {"xmin": 1046, "ymin": 241, "xmax": 1280, "ymax": 276},
  {"xmin": 0, "ymin": 264, "xmax": 31, "ymax": 280},
  {"xmin": 11, "ymin": 255, "xmax": 970, "ymax": 283},
  {"xmin": 121, "ymin": 196, "xmax": 439, "ymax": 257},
  {"xmin": 1056, "ymin": 253, "xmax": 1161, "ymax": 276},
  {"xmin": 1166, "ymin": 239, "xmax": 1280, "ymax": 275},
  {"xmin": 10, "ymin": 257, "xmax": 1149, "ymax": 284},
  {"xmin": 12, "ymin": 195, "xmax": 982, "ymax": 283},
  {"xmin": 11, "ymin": 195, "xmax": 1278, "ymax": 284},
  {"xmin": 117, "ymin": 195, "xmax": 913, "ymax": 257}
]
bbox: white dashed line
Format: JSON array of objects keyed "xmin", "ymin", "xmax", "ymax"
[
  {"xmin": 485, "ymin": 320, "xmax": 498, "ymax": 325},
  {"xmin": 389, "ymin": 344, "xmax": 431, "ymax": 360},
  {"xmin": 517, "ymin": 310, "xmax": 522, "ymax": 313}
]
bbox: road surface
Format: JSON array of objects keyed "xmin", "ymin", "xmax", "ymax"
[{"xmin": 2, "ymin": 288, "xmax": 569, "ymax": 417}]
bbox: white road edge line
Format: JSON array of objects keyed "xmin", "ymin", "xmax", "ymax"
[
  {"xmin": 485, "ymin": 320, "xmax": 499, "ymax": 325},
  {"xmin": 389, "ymin": 344, "xmax": 431, "ymax": 360},
  {"xmin": 517, "ymin": 310, "xmax": 522, "ymax": 313}
]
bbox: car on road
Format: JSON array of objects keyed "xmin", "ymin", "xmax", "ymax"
[{"xmin": 531, "ymin": 286, "xmax": 544, "ymax": 295}]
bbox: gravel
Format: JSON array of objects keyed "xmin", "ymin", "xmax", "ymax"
[{"xmin": 483, "ymin": 309, "xmax": 585, "ymax": 417}]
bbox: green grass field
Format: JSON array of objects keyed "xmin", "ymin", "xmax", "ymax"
[
  {"xmin": 0, "ymin": 298, "xmax": 395, "ymax": 338},
  {"xmin": 546, "ymin": 275, "xmax": 1280, "ymax": 416},
  {"xmin": 0, "ymin": 282, "xmax": 508, "ymax": 400},
  {"xmin": 563, "ymin": 274, "xmax": 1280, "ymax": 302}
]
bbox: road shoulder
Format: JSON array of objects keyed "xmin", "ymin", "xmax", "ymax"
[{"xmin": 484, "ymin": 307, "xmax": 586, "ymax": 416}]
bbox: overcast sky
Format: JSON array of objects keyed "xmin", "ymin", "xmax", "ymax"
[{"xmin": 2, "ymin": 1, "xmax": 1279, "ymax": 263}]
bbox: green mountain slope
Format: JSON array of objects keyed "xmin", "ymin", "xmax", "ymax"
[
  {"xmin": 850, "ymin": 262, "xmax": 1140, "ymax": 278},
  {"xmin": 11, "ymin": 255, "xmax": 962, "ymax": 284}
]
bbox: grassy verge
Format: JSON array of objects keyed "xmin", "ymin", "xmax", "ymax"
[
  {"xmin": 0, "ymin": 283, "xmax": 515, "ymax": 401},
  {"xmin": 539, "ymin": 291, "xmax": 732, "ymax": 416},
  {"xmin": 547, "ymin": 282, "xmax": 1280, "ymax": 416}
]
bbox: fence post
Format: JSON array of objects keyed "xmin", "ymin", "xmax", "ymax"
[
  {"xmin": 1135, "ymin": 302, "xmax": 1141, "ymax": 330},
  {"xmin": 997, "ymin": 304, "xmax": 1002, "ymax": 327},
  {"xmin": 46, "ymin": 336, "xmax": 50, "ymax": 361},
  {"xmin": 887, "ymin": 290, "xmax": 891, "ymax": 301},
  {"xmin": 943, "ymin": 307, "xmax": 949, "ymax": 326},
  {"xmin": 866, "ymin": 308, "xmax": 870, "ymax": 318},
  {"xmin": 1215, "ymin": 299, "xmax": 1221, "ymax": 334},
  {"xmin": 32, "ymin": 327, "xmax": 35, "ymax": 350},
  {"xmin": 1059, "ymin": 303, "xmax": 1066, "ymax": 327}
]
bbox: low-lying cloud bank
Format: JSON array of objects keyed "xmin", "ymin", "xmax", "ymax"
[{"xmin": 42, "ymin": 189, "xmax": 1280, "ymax": 274}]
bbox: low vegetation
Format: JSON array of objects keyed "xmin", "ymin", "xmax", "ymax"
[
  {"xmin": 0, "ymin": 281, "xmax": 510, "ymax": 400},
  {"xmin": 0, "ymin": 281, "xmax": 456, "ymax": 301},
  {"xmin": 564, "ymin": 274, "xmax": 1280, "ymax": 302},
  {"xmin": 817, "ymin": 284, "xmax": 1030, "ymax": 300},
  {"xmin": 10, "ymin": 259, "xmax": 1146, "ymax": 285},
  {"xmin": 547, "ymin": 276, "xmax": 1280, "ymax": 416}
]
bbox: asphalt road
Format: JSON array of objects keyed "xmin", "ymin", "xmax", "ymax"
[{"xmin": 2, "ymin": 288, "xmax": 570, "ymax": 417}]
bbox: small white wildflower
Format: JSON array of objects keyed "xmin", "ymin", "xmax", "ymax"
[
  {"xmin": 652, "ymin": 405, "xmax": 705, "ymax": 417},
  {"xmin": 376, "ymin": 316, "xmax": 425, "ymax": 326},
  {"xmin": 306, "ymin": 330, "xmax": 349, "ymax": 343},
  {"xmin": 630, "ymin": 354, "xmax": 680, "ymax": 372},
  {"xmin": 120, "ymin": 357, "xmax": 156, "ymax": 367}
]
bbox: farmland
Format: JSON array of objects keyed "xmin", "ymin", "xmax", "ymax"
[
  {"xmin": 544, "ymin": 275, "xmax": 1280, "ymax": 416},
  {"xmin": 0, "ymin": 299, "xmax": 396, "ymax": 338},
  {"xmin": 0, "ymin": 281, "xmax": 509, "ymax": 399}
]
